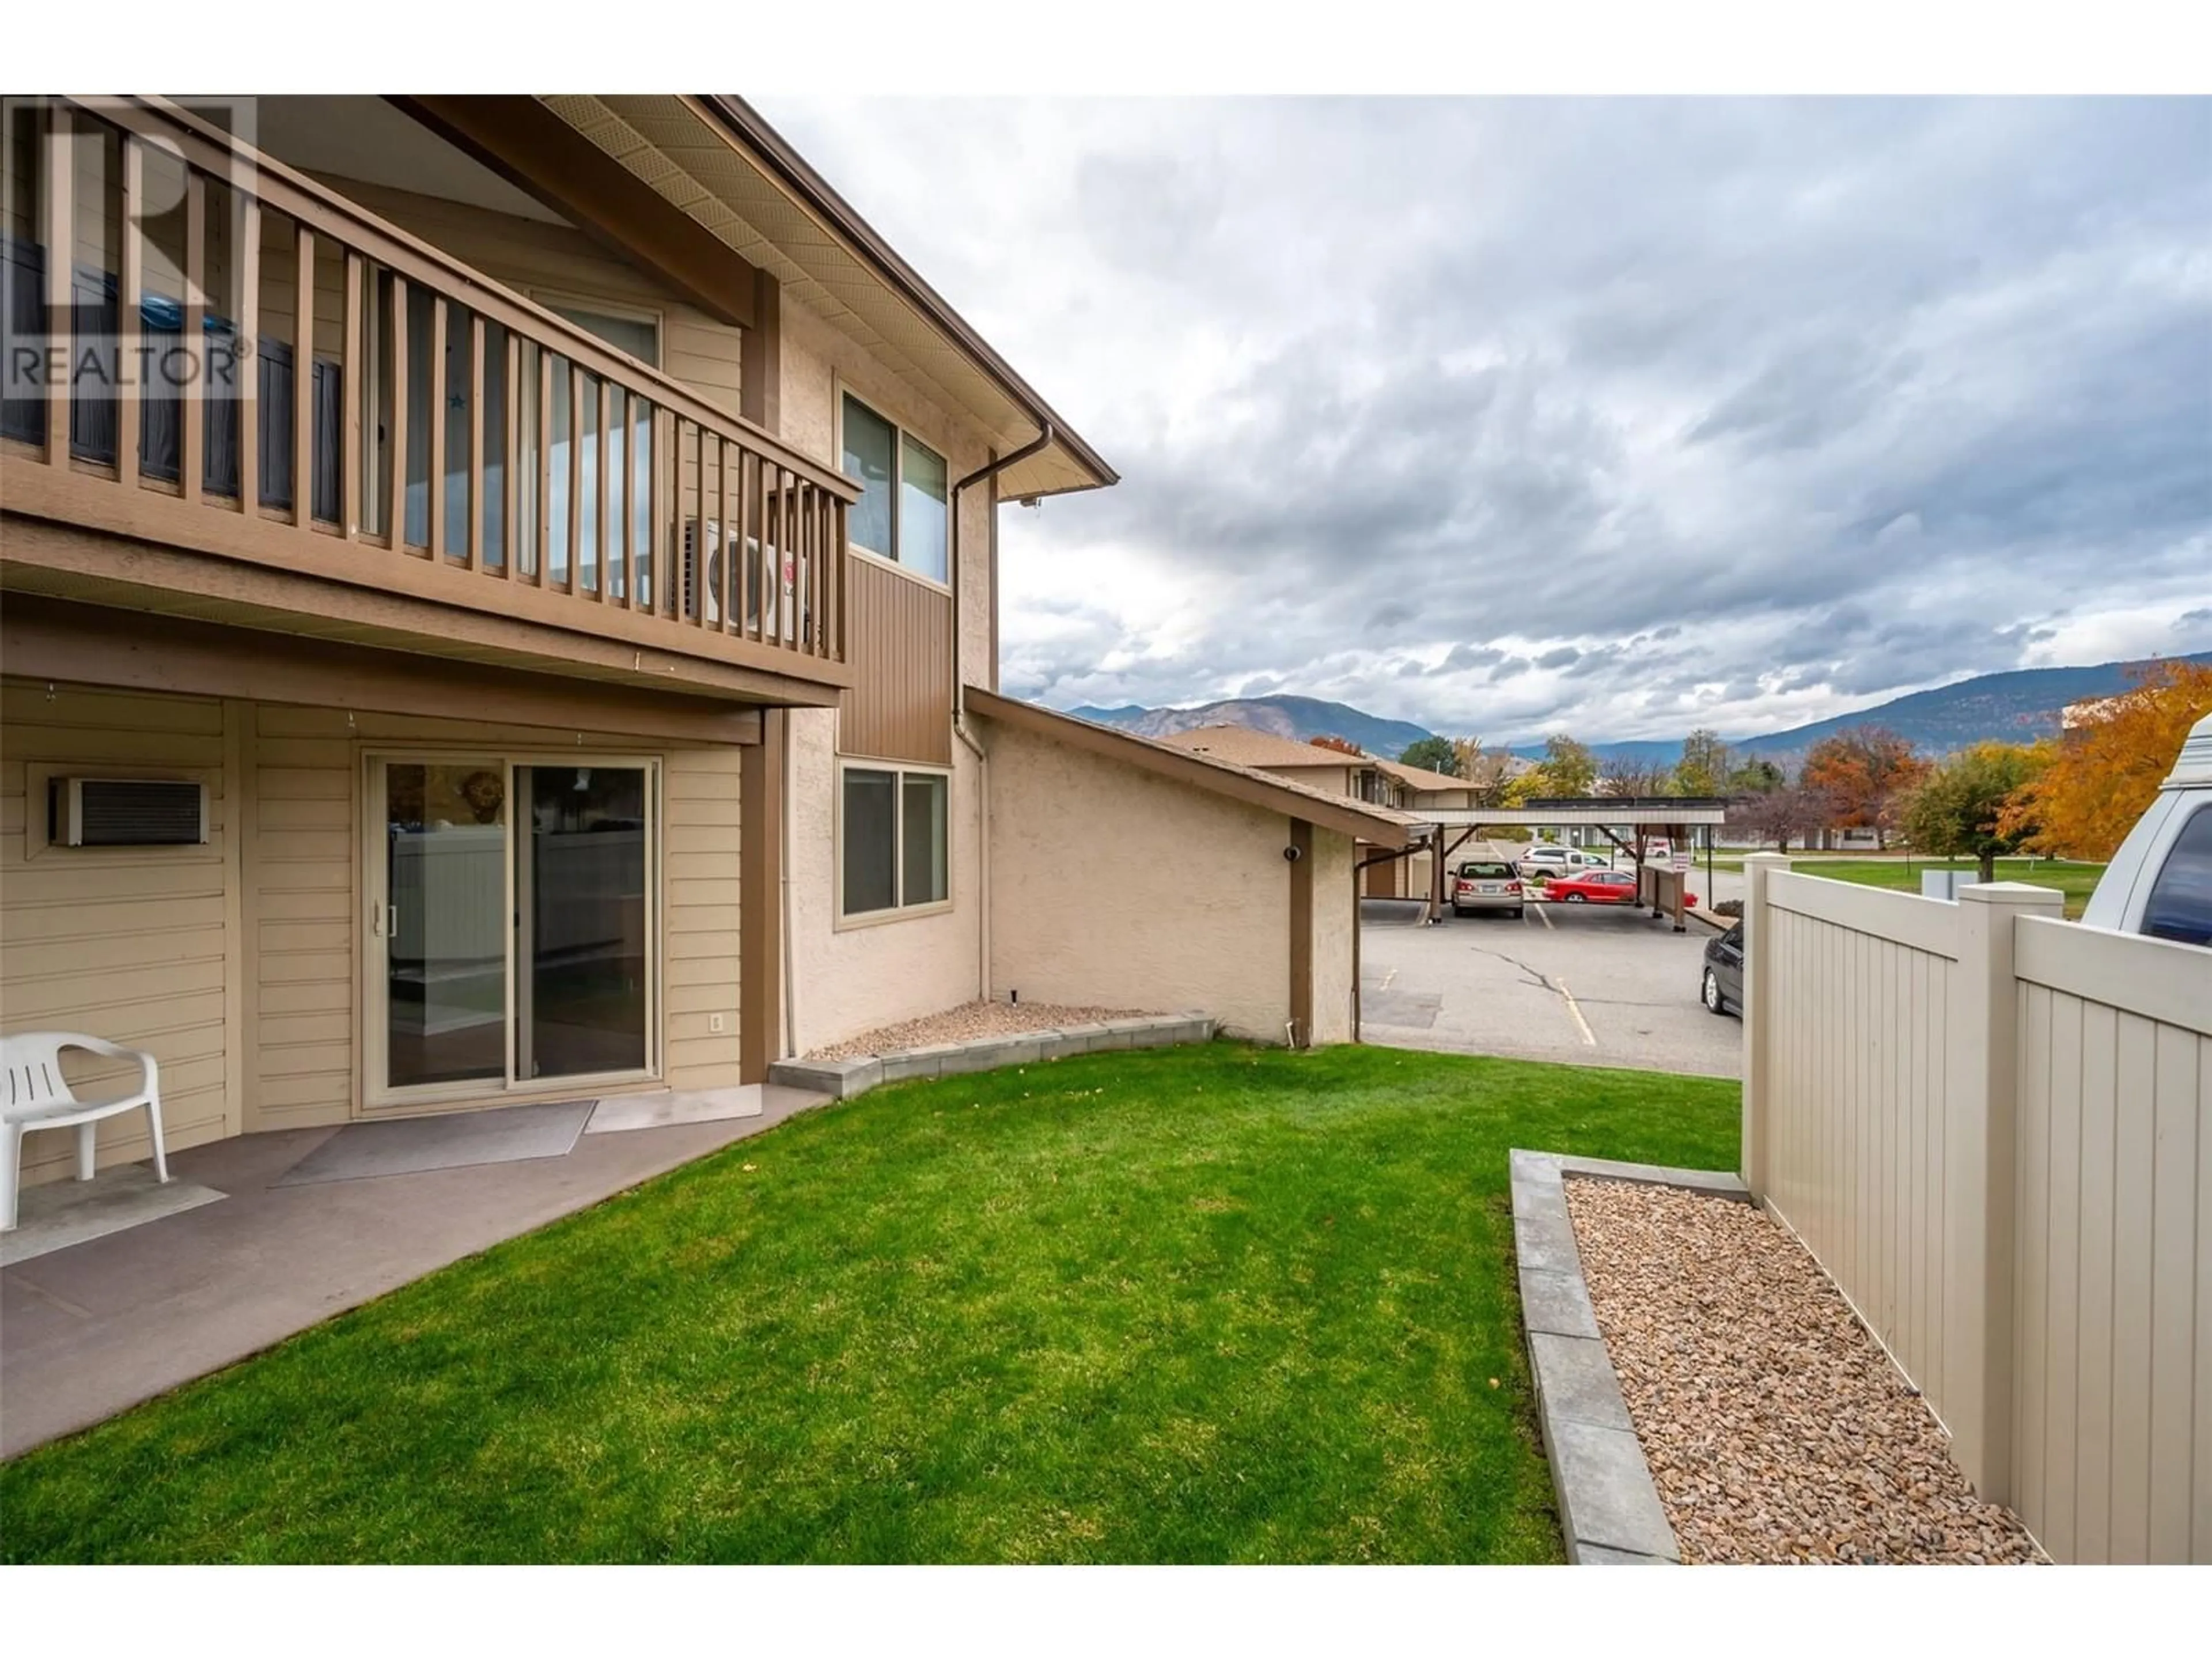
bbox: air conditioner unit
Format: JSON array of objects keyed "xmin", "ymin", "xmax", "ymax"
[
  {"xmin": 51, "ymin": 777, "xmax": 208, "ymax": 847},
  {"xmin": 681, "ymin": 519, "xmax": 800, "ymax": 639}
]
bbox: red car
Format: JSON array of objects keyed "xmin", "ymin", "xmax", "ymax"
[{"xmin": 1546, "ymin": 869, "xmax": 1698, "ymax": 907}]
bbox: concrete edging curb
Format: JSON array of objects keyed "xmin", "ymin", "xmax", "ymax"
[
  {"xmin": 1510, "ymin": 1147, "xmax": 1752, "ymax": 1565},
  {"xmin": 766, "ymin": 1013, "xmax": 1218, "ymax": 1100}
]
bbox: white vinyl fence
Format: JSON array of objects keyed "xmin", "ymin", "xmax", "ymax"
[{"xmin": 1741, "ymin": 855, "xmax": 2212, "ymax": 1564}]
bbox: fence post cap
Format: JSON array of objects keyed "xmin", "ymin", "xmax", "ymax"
[{"xmin": 1957, "ymin": 881, "xmax": 2066, "ymax": 906}]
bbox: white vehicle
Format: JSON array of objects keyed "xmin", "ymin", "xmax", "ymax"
[
  {"xmin": 1518, "ymin": 845, "xmax": 1611, "ymax": 880},
  {"xmin": 2080, "ymin": 711, "xmax": 2212, "ymax": 947}
]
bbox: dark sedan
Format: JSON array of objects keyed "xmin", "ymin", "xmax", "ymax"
[{"xmin": 1702, "ymin": 921, "xmax": 1744, "ymax": 1017}]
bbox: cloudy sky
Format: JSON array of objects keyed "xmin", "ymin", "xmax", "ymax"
[{"xmin": 762, "ymin": 97, "xmax": 2212, "ymax": 743}]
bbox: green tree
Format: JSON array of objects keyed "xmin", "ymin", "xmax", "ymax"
[
  {"xmin": 1397, "ymin": 735, "xmax": 1459, "ymax": 777},
  {"xmin": 1726, "ymin": 756, "xmax": 1785, "ymax": 795},
  {"xmin": 1540, "ymin": 734, "xmax": 1597, "ymax": 797},
  {"xmin": 1899, "ymin": 742, "xmax": 2051, "ymax": 882},
  {"xmin": 1674, "ymin": 728, "xmax": 1732, "ymax": 796}
]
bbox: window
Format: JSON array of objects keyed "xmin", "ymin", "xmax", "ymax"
[
  {"xmin": 843, "ymin": 765, "xmax": 950, "ymax": 917},
  {"xmin": 541, "ymin": 298, "xmax": 661, "ymax": 369},
  {"xmin": 840, "ymin": 391, "xmax": 949, "ymax": 584},
  {"xmin": 2141, "ymin": 803, "xmax": 2212, "ymax": 947}
]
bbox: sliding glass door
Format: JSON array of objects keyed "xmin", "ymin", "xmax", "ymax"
[
  {"xmin": 516, "ymin": 764, "xmax": 649, "ymax": 1081},
  {"xmin": 370, "ymin": 755, "xmax": 656, "ymax": 1104}
]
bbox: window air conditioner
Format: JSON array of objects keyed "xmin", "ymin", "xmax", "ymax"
[{"xmin": 51, "ymin": 778, "xmax": 209, "ymax": 846}]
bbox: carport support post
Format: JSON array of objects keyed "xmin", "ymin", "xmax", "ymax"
[
  {"xmin": 1427, "ymin": 830, "xmax": 1444, "ymax": 924},
  {"xmin": 1739, "ymin": 853, "xmax": 1789, "ymax": 1204}
]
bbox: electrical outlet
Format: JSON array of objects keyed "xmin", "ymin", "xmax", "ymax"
[{"xmin": 709, "ymin": 1013, "xmax": 725, "ymax": 1033}]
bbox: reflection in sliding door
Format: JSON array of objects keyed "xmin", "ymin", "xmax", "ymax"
[
  {"xmin": 383, "ymin": 761, "xmax": 509, "ymax": 1089},
  {"xmin": 518, "ymin": 765, "xmax": 649, "ymax": 1080}
]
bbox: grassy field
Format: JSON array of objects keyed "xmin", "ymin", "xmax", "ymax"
[
  {"xmin": 1, "ymin": 1043, "xmax": 1740, "ymax": 1565},
  {"xmin": 1777, "ymin": 857, "xmax": 2105, "ymax": 916}
]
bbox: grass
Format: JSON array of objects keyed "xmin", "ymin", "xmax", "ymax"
[
  {"xmin": 1787, "ymin": 857, "xmax": 2105, "ymax": 917},
  {"xmin": 1, "ymin": 1043, "xmax": 1738, "ymax": 1565}
]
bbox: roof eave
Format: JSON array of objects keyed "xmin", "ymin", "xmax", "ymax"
[{"xmin": 696, "ymin": 94, "xmax": 1119, "ymax": 495}]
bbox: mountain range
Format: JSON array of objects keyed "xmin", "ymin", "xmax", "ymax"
[{"xmin": 1066, "ymin": 652, "xmax": 2212, "ymax": 766}]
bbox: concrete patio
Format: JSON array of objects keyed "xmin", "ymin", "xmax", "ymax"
[{"xmin": 1, "ymin": 1085, "xmax": 824, "ymax": 1459}]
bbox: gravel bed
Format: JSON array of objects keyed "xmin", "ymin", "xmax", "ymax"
[
  {"xmin": 1563, "ymin": 1178, "xmax": 2043, "ymax": 1565},
  {"xmin": 805, "ymin": 1000, "xmax": 1160, "ymax": 1062}
]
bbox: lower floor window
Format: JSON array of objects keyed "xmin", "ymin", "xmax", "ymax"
[{"xmin": 843, "ymin": 765, "xmax": 949, "ymax": 916}]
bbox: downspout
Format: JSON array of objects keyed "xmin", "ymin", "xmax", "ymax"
[{"xmin": 949, "ymin": 423, "xmax": 1055, "ymax": 1003}]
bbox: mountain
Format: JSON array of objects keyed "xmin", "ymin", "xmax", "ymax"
[
  {"xmin": 1067, "ymin": 652, "xmax": 2212, "ymax": 768},
  {"xmin": 1066, "ymin": 695, "xmax": 1434, "ymax": 757},
  {"xmin": 1727, "ymin": 652, "xmax": 2212, "ymax": 761}
]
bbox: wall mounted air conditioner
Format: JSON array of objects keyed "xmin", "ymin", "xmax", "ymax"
[
  {"xmin": 51, "ymin": 777, "xmax": 209, "ymax": 847},
  {"xmin": 681, "ymin": 518, "xmax": 798, "ymax": 640}
]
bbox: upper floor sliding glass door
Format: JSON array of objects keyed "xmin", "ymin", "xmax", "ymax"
[{"xmin": 368, "ymin": 755, "xmax": 658, "ymax": 1107}]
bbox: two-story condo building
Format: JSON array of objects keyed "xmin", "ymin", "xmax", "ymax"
[{"xmin": 1, "ymin": 95, "xmax": 1411, "ymax": 1192}]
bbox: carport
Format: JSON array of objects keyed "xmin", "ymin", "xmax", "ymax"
[{"xmin": 1415, "ymin": 797, "xmax": 1731, "ymax": 931}]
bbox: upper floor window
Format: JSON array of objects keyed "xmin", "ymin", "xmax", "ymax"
[
  {"xmin": 540, "ymin": 296, "xmax": 660, "ymax": 370},
  {"xmin": 842, "ymin": 391, "xmax": 948, "ymax": 584}
]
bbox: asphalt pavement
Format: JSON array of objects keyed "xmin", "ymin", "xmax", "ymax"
[{"xmin": 1358, "ymin": 867, "xmax": 1742, "ymax": 1078}]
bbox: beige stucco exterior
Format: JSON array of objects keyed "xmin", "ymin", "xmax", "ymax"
[{"xmin": 984, "ymin": 717, "xmax": 1345, "ymax": 1043}]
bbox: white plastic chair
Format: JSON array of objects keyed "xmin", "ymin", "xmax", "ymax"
[{"xmin": 2, "ymin": 1032, "xmax": 168, "ymax": 1232}]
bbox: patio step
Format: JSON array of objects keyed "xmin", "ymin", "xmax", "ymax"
[{"xmin": 768, "ymin": 1013, "xmax": 1217, "ymax": 1100}]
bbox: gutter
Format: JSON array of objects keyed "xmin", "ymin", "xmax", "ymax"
[{"xmin": 948, "ymin": 427, "xmax": 1055, "ymax": 1002}]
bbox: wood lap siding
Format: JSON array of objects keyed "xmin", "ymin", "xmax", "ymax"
[
  {"xmin": 662, "ymin": 748, "xmax": 742, "ymax": 1090},
  {"xmin": 314, "ymin": 177, "xmax": 746, "ymax": 419},
  {"xmin": 248, "ymin": 705, "xmax": 357, "ymax": 1130},
  {"xmin": 0, "ymin": 683, "xmax": 236, "ymax": 1179},
  {"xmin": 840, "ymin": 555, "xmax": 952, "ymax": 766}
]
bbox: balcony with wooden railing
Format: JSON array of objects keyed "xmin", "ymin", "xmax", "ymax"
[{"xmin": 0, "ymin": 96, "xmax": 853, "ymax": 700}]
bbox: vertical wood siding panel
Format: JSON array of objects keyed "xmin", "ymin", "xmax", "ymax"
[{"xmin": 839, "ymin": 556, "xmax": 953, "ymax": 766}]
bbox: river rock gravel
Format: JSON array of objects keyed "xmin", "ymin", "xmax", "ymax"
[
  {"xmin": 1562, "ymin": 1177, "xmax": 2043, "ymax": 1565},
  {"xmin": 805, "ymin": 999, "xmax": 1160, "ymax": 1062}
]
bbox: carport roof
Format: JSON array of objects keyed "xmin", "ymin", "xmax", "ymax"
[{"xmin": 968, "ymin": 692, "xmax": 1417, "ymax": 848}]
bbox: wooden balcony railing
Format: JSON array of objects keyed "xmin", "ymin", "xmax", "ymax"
[{"xmin": 0, "ymin": 95, "xmax": 854, "ymax": 683}]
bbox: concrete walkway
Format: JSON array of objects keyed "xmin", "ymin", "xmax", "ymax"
[{"xmin": 1, "ymin": 1086, "xmax": 825, "ymax": 1458}]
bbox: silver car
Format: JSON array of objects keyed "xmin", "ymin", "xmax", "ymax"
[{"xmin": 1452, "ymin": 858, "xmax": 1526, "ymax": 919}]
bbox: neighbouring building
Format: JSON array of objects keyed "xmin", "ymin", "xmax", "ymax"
[{"xmin": 1, "ymin": 95, "xmax": 1410, "ymax": 1191}]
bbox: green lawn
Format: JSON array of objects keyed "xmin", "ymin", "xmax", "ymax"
[
  {"xmin": 1787, "ymin": 857, "xmax": 2105, "ymax": 917},
  {"xmin": 1, "ymin": 1043, "xmax": 1738, "ymax": 1565}
]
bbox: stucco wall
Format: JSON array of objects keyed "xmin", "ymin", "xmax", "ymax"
[
  {"xmin": 783, "ymin": 705, "xmax": 982, "ymax": 1054},
  {"xmin": 770, "ymin": 250, "xmax": 1006, "ymax": 1055},
  {"xmin": 983, "ymin": 719, "xmax": 1306, "ymax": 1043},
  {"xmin": 777, "ymin": 300, "xmax": 997, "ymax": 695}
]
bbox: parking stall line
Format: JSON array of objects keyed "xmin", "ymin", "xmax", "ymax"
[{"xmin": 1554, "ymin": 978, "xmax": 1599, "ymax": 1046}]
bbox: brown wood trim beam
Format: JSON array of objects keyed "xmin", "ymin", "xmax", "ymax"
[
  {"xmin": 740, "ymin": 268, "xmax": 781, "ymax": 434},
  {"xmin": 1, "ymin": 595, "xmax": 765, "ymax": 747},
  {"xmin": 964, "ymin": 688, "xmax": 1411, "ymax": 849},
  {"xmin": 391, "ymin": 96, "xmax": 759, "ymax": 332},
  {"xmin": 738, "ymin": 708, "xmax": 787, "ymax": 1082},
  {"xmin": 1289, "ymin": 819, "xmax": 1314, "ymax": 1048}
]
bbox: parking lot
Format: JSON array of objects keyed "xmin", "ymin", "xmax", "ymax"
[{"xmin": 1357, "ymin": 843, "xmax": 1740, "ymax": 1077}]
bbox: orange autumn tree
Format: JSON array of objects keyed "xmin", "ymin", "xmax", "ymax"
[
  {"xmin": 2001, "ymin": 660, "xmax": 2212, "ymax": 859},
  {"xmin": 1798, "ymin": 725, "xmax": 1930, "ymax": 850},
  {"xmin": 1308, "ymin": 734, "xmax": 1365, "ymax": 755}
]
